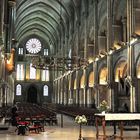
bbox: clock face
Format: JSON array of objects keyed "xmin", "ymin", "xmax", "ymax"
[{"xmin": 26, "ymin": 38, "xmax": 41, "ymax": 54}]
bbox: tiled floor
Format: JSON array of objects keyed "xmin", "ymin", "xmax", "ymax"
[{"xmin": 0, "ymin": 115, "xmax": 140, "ymax": 140}]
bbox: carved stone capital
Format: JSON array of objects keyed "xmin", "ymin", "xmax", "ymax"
[{"xmin": 8, "ymin": 1, "xmax": 16, "ymax": 7}]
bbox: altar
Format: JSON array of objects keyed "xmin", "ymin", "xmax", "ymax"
[{"xmin": 95, "ymin": 113, "xmax": 140, "ymax": 139}]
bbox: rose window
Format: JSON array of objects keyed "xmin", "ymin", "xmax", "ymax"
[{"xmin": 26, "ymin": 38, "xmax": 41, "ymax": 54}]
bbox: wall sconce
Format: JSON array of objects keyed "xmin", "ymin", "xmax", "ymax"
[
  {"xmin": 88, "ymin": 57, "xmax": 94, "ymax": 63},
  {"xmin": 108, "ymin": 47, "xmax": 116, "ymax": 54},
  {"xmin": 129, "ymin": 33, "xmax": 140, "ymax": 45},
  {"xmin": 117, "ymin": 41, "xmax": 126, "ymax": 47},
  {"xmin": 95, "ymin": 55, "xmax": 101, "ymax": 61},
  {"xmin": 130, "ymin": 38, "xmax": 137, "ymax": 45},
  {"xmin": 114, "ymin": 41, "xmax": 126, "ymax": 50},
  {"xmin": 99, "ymin": 51, "xmax": 107, "ymax": 58}
]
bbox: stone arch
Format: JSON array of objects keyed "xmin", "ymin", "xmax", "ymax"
[
  {"xmin": 114, "ymin": 58, "xmax": 127, "ymax": 82},
  {"xmin": 80, "ymin": 73, "xmax": 85, "ymax": 89},
  {"xmin": 79, "ymin": 71, "xmax": 85, "ymax": 106},
  {"xmin": 99, "ymin": 66, "xmax": 108, "ymax": 85},
  {"xmin": 98, "ymin": 64, "xmax": 110, "ymax": 106},
  {"xmin": 113, "ymin": 57, "xmax": 129, "ymax": 111},
  {"xmin": 87, "ymin": 71, "xmax": 95, "ymax": 107},
  {"xmin": 88, "ymin": 71, "xmax": 94, "ymax": 87}
]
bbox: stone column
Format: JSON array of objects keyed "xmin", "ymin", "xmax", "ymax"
[
  {"xmin": 93, "ymin": 0, "xmax": 99, "ymax": 107},
  {"xmin": 76, "ymin": 18, "xmax": 80, "ymax": 57},
  {"xmin": 65, "ymin": 35, "xmax": 69, "ymax": 57},
  {"xmin": 0, "ymin": 0, "xmax": 4, "ymax": 45},
  {"xmin": 54, "ymin": 81, "xmax": 57, "ymax": 104},
  {"xmin": 84, "ymin": 12, "xmax": 88, "ymax": 59},
  {"xmin": 0, "ymin": 88, "xmax": 2, "ymax": 107},
  {"xmin": 68, "ymin": 72, "xmax": 73, "ymax": 105},
  {"xmin": 94, "ymin": 0, "xmax": 98, "ymax": 56},
  {"xmin": 127, "ymin": 0, "xmax": 135, "ymax": 112},
  {"xmin": 3, "ymin": 0, "xmax": 8, "ymax": 52},
  {"xmin": 127, "ymin": 0, "xmax": 134, "ymax": 41},
  {"xmin": 107, "ymin": 0, "xmax": 113, "ymax": 110},
  {"xmin": 83, "ymin": 68, "xmax": 86, "ymax": 107},
  {"xmin": 8, "ymin": 1, "xmax": 16, "ymax": 50},
  {"xmin": 60, "ymin": 79, "xmax": 63, "ymax": 104},
  {"xmin": 2, "ymin": 83, "xmax": 6, "ymax": 107},
  {"xmin": 75, "ymin": 70, "xmax": 79, "ymax": 106},
  {"xmin": 63, "ymin": 76, "xmax": 67, "ymax": 105},
  {"xmin": 93, "ymin": 61, "xmax": 99, "ymax": 107},
  {"xmin": 61, "ymin": 79, "xmax": 63, "ymax": 104},
  {"xmin": 1, "ymin": 0, "xmax": 7, "ymax": 106},
  {"xmin": 121, "ymin": 18, "xmax": 127, "ymax": 42},
  {"xmin": 4, "ymin": 0, "xmax": 16, "ymax": 53},
  {"xmin": 57, "ymin": 80, "xmax": 60, "ymax": 104}
]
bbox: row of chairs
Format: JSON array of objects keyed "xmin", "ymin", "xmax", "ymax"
[
  {"xmin": 48, "ymin": 104, "xmax": 98, "ymax": 126},
  {"xmin": 15, "ymin": 120, "xmax": 45, "ymax": 135},
  {"xmin": 4, "ymin": 103, "xmax": 58, "ymax": 126}
]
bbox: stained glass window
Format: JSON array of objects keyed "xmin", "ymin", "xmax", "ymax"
[
  {"xmin": 43, "ymin": 85, "xmax": 48, "ymax": 96},
  {"xmin": 16, "ymin": 64, "xmax": 24, "ymax": 80},
  {"xmin": 30, "ymin": 63, "xmax": 36, "ymax": 79},
  {"xmin": 18, "ymin": 48, "xmax": 23, "ymax": 55},
  {"xmin": 42, "ymin": 70, "xmax": 49, "ymax": 81},
  {"xmin": 44, "ymin": 49, "xmax": 48, "ymax": 56},
  {"xmin": 26, "ymin": 38, "xmax": 41, "ymax": 54},
  {"xmin": 16, "ymin": 84, "xmax": 21, "ymax": 96}
]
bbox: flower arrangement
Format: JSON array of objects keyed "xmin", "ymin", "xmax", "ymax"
[
  {"xmin": 75, "ymin": 115, "xmax": 87, "ymax": 124},
  {"xmin": 75, "ymin": 115, "xmax": 87, "ymax": 140},
  {"xmin": 98, "ymin": 100, "xmax": 110, "ymax": 113}
]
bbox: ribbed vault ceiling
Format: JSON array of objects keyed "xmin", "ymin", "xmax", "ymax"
[{"xmin": 15, "ymin": 0, "xmax": 79, "ymax": 54}]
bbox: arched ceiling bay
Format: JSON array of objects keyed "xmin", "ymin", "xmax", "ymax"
[{"xmin": 15, "ymin": 0, "xmax": 77, "ymax": 55}]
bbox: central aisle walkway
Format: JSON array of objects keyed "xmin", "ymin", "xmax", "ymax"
[{"xmin": 0, "ymin": 114, "xmax": 140, "ymax": 140}]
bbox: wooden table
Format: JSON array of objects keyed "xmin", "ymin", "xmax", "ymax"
[{"xmin": 95, "ymin": 113, "xmax": 140, "ymax": 139}]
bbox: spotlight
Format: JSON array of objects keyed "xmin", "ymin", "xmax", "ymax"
[{"xmin": 99, "ymin": 51, "xmax": 107, "ymax": 57}]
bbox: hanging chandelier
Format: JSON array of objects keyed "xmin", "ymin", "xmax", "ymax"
[
  {"xmin": 30, "ymin": 0, "xmax": 89, "ymax": 71},
  {"xmin": 31, "ymin": 56, "xmax": 89, "ymax": 71}
]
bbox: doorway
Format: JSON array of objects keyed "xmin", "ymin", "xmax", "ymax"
[{"xmin": 27, "ymin": 85, "xmax": 37, "ymax": 103}]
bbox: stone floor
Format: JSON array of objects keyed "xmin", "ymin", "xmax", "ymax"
[{"xmin": 0, "ymin": 114, "xmax": 140, "ymax": 140}]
